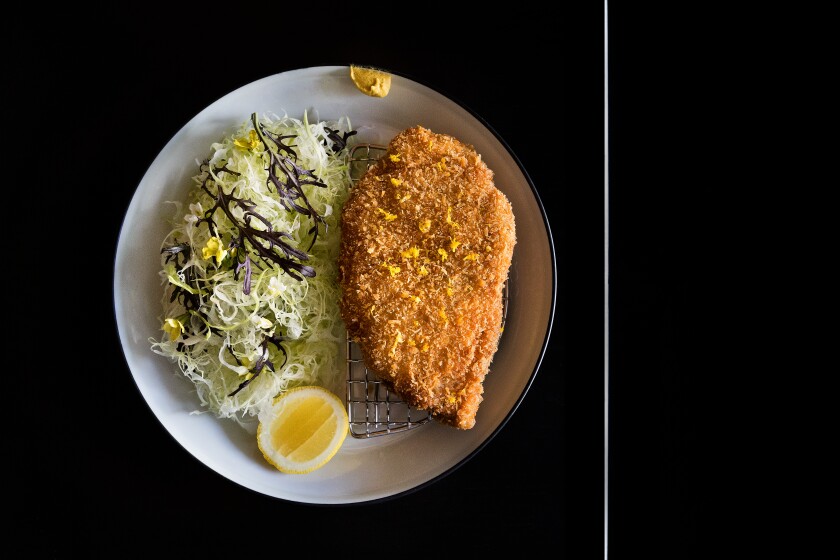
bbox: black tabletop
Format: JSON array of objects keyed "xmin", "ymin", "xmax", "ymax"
[{"xmin": 25, "ymin": 4, "xmax": 699, "ymax": 557}]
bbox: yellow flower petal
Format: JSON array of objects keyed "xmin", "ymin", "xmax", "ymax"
[
  {"xmin": 202, "ymin": 237, "xmax": 228, "ymax": 262},
  {"xmin": 234, "ymin": 129, "xmax": 260, "ymax": 150},
  {"xmin": 446, "ymin": 206, "xmax": 460, "ymax": 229},
  {"xmin": 377, "ymin": 208, "xmax": 397, "ymax": 221},
  {"xmin": 163, "ymin": 318, "xmax": 184, "ymax": 342},
  {"xmin": 381, "ymin": 262, "xmax": 401, "ymax": 277},
  {"xmin": 401, "ymin": 246, "xmax": 420, "ymax": 259}
]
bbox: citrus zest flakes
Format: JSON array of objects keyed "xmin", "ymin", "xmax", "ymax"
[{"xmin": 256, "ymin": 386, "xmax": 348, "ymax": 474}]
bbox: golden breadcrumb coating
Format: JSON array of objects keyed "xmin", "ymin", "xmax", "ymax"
[{"xmin": 338, "ymin": 126, "xmax": 516, "ymax": 429}]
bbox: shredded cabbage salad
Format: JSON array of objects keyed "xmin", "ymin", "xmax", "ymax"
[{"xmin": 150, "ymin": 111, "xmax": 355, "ymax": 425}]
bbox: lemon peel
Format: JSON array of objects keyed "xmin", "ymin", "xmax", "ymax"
[
  {"xmin": 256, "ymin": 386, "xmax": 348, "ymax": 474},
  {"xmin": 350, "ymin": 65, "xmax": 391, "ymax": 97}
]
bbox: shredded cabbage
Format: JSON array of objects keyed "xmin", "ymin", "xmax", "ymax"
[{"xmin": 150, "ymin": 111, "xmax": 354, "ymax": 426}]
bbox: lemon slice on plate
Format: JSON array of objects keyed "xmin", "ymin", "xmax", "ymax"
[{"xmin": 257, "ymin": 386, "xmax": 349, "ymax": 474}]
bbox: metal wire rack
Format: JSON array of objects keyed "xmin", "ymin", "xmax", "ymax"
[
  {"xmin": 344, "ymin": 143, "xmax": 509, "ymax": 438},
  {"xmin": 346, "ymin": 338, "xmax": 433, "ymax": 438}
]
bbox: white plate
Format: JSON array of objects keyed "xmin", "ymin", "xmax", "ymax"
[{"xmin": 114, "ymin": 65, "xmax": 555, "ymax": 504}]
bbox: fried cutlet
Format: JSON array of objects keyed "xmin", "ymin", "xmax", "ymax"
[{"xmin": 338, "ymin": 126, "xmax": 516, "ymax": 429}]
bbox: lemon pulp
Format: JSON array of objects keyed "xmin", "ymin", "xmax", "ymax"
[{"xmin": 257, "ymin": 386, "xmax": 348, "ymax": 474}]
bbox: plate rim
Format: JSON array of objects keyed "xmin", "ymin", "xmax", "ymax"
[{"xmin": 112, "ymin": 64, "xmax": 557, "ymax": 504}]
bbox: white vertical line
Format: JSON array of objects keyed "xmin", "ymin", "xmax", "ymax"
[{"xmin": 604, "ymin": 1, "xmax": 610, "ymax": 559}]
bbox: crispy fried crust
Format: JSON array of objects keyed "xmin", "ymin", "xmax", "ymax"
[{"xmin": 338, "ymin": 126, "xmax": 515, "ymax": 429}]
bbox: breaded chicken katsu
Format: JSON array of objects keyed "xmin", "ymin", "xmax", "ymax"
[{"xmin": 338, "ymin": 126, "xmax": 516, "ymax": 429}]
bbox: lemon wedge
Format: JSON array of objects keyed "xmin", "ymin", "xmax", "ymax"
[
  {"xmin": 257, "ymin": 386, "xmax": 349, "ymax": 474},
  {"xmin": 350, "ymin": 65, "xmax": 391, "ymax": 97}
]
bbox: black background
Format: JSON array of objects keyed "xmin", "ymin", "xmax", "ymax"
[{"xmin": 21, "ymin": 4, "xmax": 700, "ymax": 557}]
